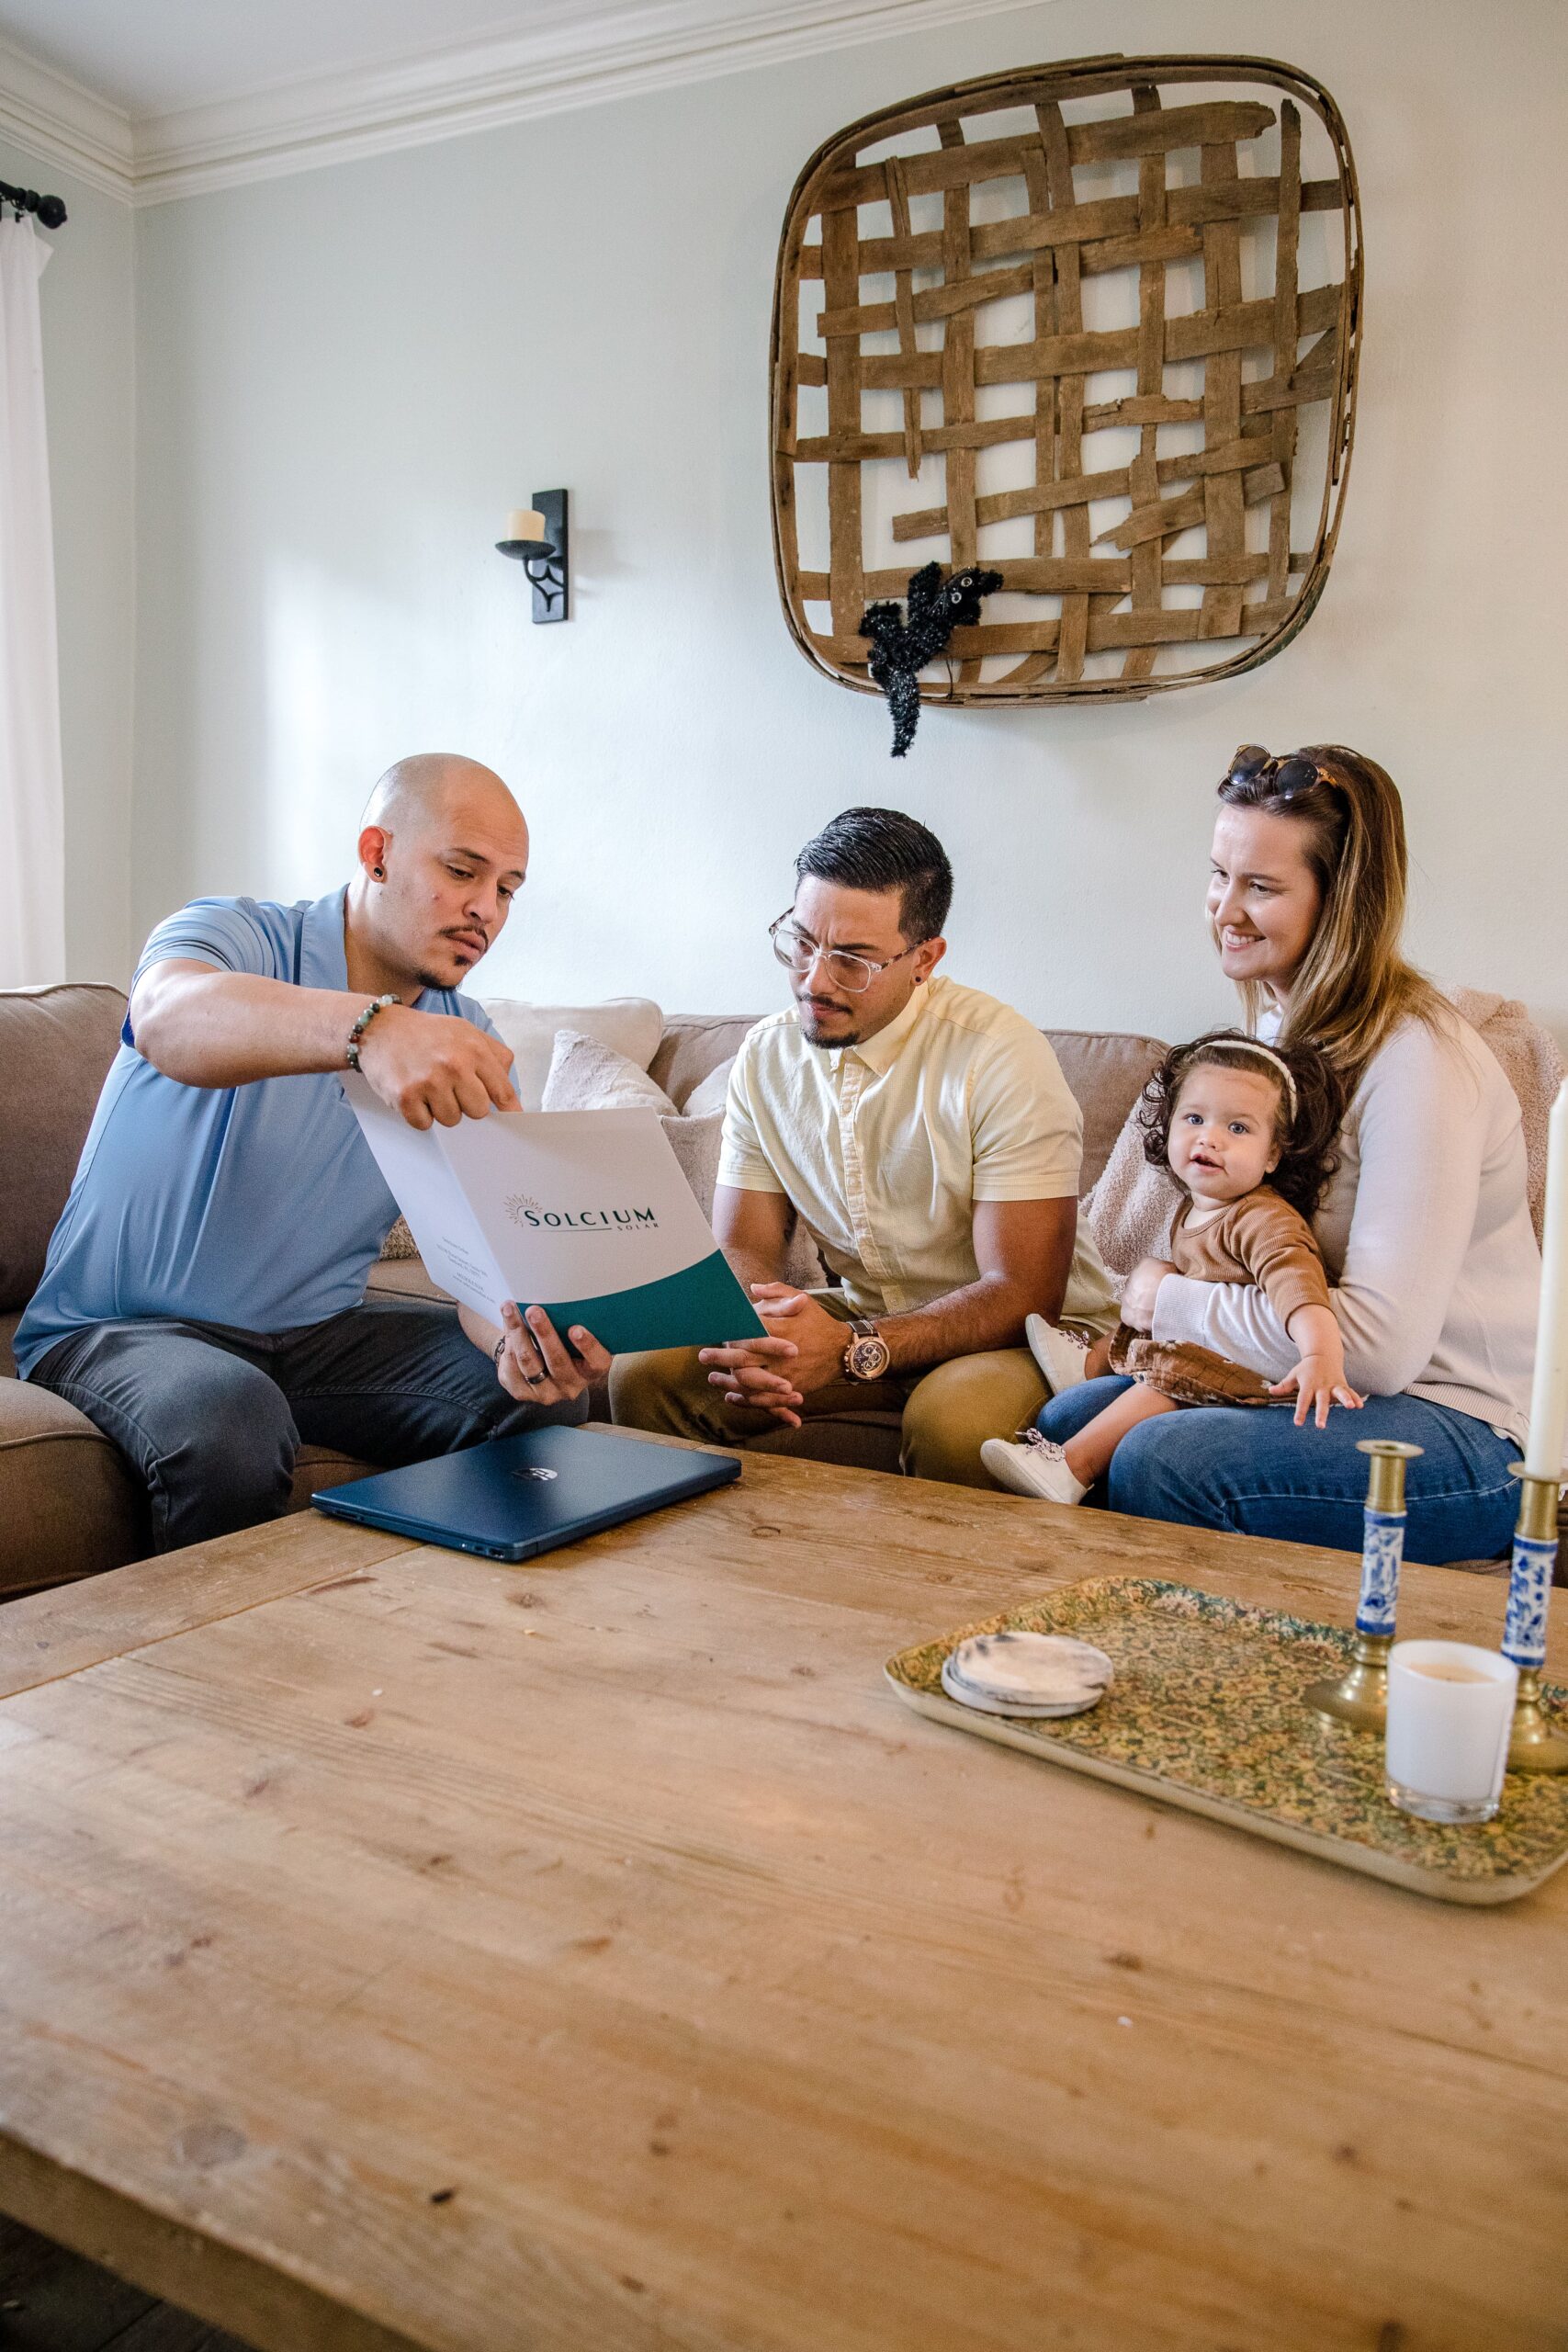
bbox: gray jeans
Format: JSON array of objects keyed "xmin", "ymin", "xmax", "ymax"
[{"xmin": 29, "ymin": 1299, "xmax": 585, "ymax": 1554}]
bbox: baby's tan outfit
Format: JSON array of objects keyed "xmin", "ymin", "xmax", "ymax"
[{"xmin": 1109, "ymin": 1184, "xmax": 1330, "ymax": 1407}]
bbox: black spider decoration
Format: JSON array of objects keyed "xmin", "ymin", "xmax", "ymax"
[{"xmin": 858, "ymin": 561, "xmax": 1004, "ymax": 756}]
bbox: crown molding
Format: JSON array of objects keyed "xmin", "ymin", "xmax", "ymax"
[
  {"xmin": 0, "ymin": 33, "xmax": 134, "ymax": 199},
  {"xmin": 5, "ymin": 0, "xmax": 1049, "ymax": 208}
]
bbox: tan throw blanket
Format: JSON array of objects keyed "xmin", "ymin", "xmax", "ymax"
[{"xmin": 1081, "ymin": 1115, "xmax": 1182, "ymax": 1287}]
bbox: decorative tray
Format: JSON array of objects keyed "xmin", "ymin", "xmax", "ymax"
[{"xmin": 885, "ymin": 1578, "xmax": 1568, "ymax": 1905}]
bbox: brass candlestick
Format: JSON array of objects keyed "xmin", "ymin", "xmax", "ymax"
[
  {"xmin": 1305, "ymin": 1439, "xmax": 1424, "ymax": 1730},
  {"xmin": 1503, "ymin": 1467, "xmax": 1568, "ymax": 1773}
]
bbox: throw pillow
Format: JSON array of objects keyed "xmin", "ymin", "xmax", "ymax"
[
  {"xmin": 682, "ymin": 1057, "xmax": 735, "ymax": 1120},
  {"xmin": 480, "ymin": 995, "xmax": 663, "ymax": 1112},
  {"xmin": 662, "ymin": 1107, "xmax": 725, "ymax": 1216},
  {"xmin": 541, "ymin": 1027, "xmax": 680, "ymax": 1116}
]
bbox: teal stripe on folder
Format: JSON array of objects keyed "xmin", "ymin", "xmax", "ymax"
[{"xmin": 518, "ymin": 1249, "xmax": 766, "ymax": 1357}]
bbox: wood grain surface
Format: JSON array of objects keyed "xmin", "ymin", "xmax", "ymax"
[{"xmin": 0, "ymin": 1436, "xmax": 1562, "ymax": 2352}]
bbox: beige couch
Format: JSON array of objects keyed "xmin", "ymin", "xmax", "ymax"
[{"xmin": 0, "ymin": 984, "xmax": 1164, "ymax": 1599}]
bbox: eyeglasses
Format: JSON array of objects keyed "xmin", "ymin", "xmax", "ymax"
[
  {"xmin": 1224, "ymin": 744, "xmax": 1345, "ymax": 802},
  {"xmin": 768, "ymin": 910, "xmax": 922, "ymax": 995}
]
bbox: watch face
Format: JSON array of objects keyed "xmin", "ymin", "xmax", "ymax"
[{"xmin": 846, "ymin": 1333, "xmax": 891, "ymax": 1381}]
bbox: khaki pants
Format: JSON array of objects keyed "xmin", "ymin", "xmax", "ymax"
[{"xmin": 609, "ymin": 1291, "xmax": 1046, "ymax": 1489}]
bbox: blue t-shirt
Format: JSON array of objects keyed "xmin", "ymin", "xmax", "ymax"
[{"xmin": 15, "ymin": 890, "xmax": 503, "ymax": 1377}]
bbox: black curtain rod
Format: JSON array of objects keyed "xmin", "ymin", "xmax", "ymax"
[{"xmin": 0, "ymin": 178, "xmax": 67, "ymax": 229}]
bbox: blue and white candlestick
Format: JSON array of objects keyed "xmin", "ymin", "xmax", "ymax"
[
  {"xmin": 1503, "ymin": 1467, "xmax": 1568, "ymax": 1772},
  {"xmin": 1306, "ymin": 1439, "xmax": 1424, "ymax": 1731}
]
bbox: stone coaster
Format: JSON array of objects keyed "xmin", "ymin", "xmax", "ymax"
[
  {"xmin": 886, "ymin": 1577, "xmax": 1568, "ymax": 1905},
  {"xmin": 942, "ymin": 1632, "xmax": 1113, "ymax": 1717}
]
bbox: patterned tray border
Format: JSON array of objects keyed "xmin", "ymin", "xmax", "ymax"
[{"xmin": 886, "ymin": 1578, "xmax": 1568, "ymax": 1905}]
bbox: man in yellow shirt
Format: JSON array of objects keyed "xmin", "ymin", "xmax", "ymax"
[{"xmin": 610, "ymin": 808, "xmax": 1116, "ymax": 1485}]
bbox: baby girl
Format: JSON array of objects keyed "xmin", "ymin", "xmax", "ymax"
[{"xmin": 982, "ymin": 1031, "xmax": 1360, "ymax": 1506}]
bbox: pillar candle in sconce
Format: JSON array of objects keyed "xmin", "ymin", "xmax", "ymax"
[{"xmin": 496, "ymin": 490, "xmax": 570, "ymax": 625}]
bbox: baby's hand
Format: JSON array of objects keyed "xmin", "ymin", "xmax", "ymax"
[{"xmin": 1269, "ymin": 1354, "xmax": 1365, "ymax": 1430}]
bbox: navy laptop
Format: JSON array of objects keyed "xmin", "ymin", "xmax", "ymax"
[{"xmin": 311, "ymin": 1424, "xmax": 740, "ymax": 1562}]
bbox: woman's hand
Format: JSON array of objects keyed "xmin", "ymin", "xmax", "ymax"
[
  {"xmin": 495, "ymin": 1301, "xmax": 611, "ymax": 1406},
  {"xmin": 1270, "ymin": 1353, "xmax": 1364, "ymax": 1430},
  {"xmin": 1118, "ymin": 1258, "xmax": 1178, "ymax": 1334}
]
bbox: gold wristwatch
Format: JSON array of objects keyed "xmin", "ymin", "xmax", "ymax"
[{"xmin": 841, "ymin": 1316, "xmax": 892, "ymax": 1382}]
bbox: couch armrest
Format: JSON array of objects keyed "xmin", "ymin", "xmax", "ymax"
[{"xmin": 0, "ymin": 1378, "xmax": 148, "ymax": 1598}]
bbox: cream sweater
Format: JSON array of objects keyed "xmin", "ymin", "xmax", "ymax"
[{"xmin": 1149, "ymin": 1012, "xmax": 1542, "ymax": 1448}]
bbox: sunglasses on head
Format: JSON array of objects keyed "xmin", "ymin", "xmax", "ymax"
[{"xmin": 1224, "ymin": 744, "xmax": 1346, "ymax": 801}]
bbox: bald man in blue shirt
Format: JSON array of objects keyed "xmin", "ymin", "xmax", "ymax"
[{"xmin": 17, "ymin": 754, "xmax": 612, "ymax": 1552}]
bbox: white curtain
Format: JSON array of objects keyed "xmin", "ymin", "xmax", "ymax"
[{"xmin": 0, "ymin": 213, "xmax": 64, "ymax": 987}]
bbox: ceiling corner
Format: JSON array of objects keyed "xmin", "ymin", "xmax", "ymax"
[{"xmin": 0, "ymin": 30, "xmax": 135, "ymax": 200}]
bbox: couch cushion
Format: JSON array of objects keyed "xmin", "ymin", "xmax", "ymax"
[
  {"xmin": 0, "ymin": 984, "xmax": 128, "ymax": 1310},
  {"xmin": 750, "ymin": 1411, "xmax": 904, "ymax": 1473},
  {"xmin": 366, "ymin": 1257, "xmax": 454, "ymax": 1304},
  {"xmin": 290, "ymin": 1444, "xmax": 371, "ymax": 1510},
  {"xmin": 0, "ymin": 1362, "xmax": 375, "ymax": 1595},
  {"xmin": 649, "ymin": 1018, "xmax": 763, "ymax": 1111},
  {"xmin": 1448, "ymin": 989, "xmax": 1562, "ymax": 1245},
  {"xmin": 1046, "ymin": 1029, "xmax": 1168, "ymax": 1192}
]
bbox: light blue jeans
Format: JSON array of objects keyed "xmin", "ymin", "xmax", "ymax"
[{"xmin": 1034, "ymin": 1381, "xmax": 1519, "ymax": 1566}]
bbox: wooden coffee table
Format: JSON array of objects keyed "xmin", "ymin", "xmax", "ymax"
[{"xmin": 0, "ymin": 1432, "xmax": 1562, "ymax": 2352}]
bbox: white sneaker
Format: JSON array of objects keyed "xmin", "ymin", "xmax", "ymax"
[
  {"xmin": 1025, "ymin": 1315, "xmax": 1093, "ymax": 1396},
  {"xmin": 981, "ymin": 1430, "xmax": 1089, "ymax": 1506}
]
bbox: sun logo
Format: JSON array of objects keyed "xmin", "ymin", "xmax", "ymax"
[{"xmin": 505, "ymin": 1192, "xmax": 545, "ymax": 1226}]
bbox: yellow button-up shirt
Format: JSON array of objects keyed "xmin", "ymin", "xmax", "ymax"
[{"xmin": 717, "ymin": 976, "xmax": 1117, "ymax": 1328}]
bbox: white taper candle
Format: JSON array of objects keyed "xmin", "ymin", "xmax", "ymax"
[{"xmin": 1525, "ymin": 1080, "xmax": 1568, "ymax": 1480}]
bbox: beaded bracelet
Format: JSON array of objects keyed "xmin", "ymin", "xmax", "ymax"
[{"xmin": 345, "ymin": 992, "xmax": 399, "ymax": 1071}]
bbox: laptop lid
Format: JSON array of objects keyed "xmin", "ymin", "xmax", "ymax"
[{"xmin": 311, "ymin": 1424, "xmax": 740, "ymax": 1563}]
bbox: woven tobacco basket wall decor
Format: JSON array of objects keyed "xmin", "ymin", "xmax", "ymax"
[{"xmin": 770, "ymin": 54, "xmax": 1362, "ymax": 711}]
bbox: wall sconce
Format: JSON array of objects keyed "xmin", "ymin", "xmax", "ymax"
[{"xmin": 497, "ymin": 489, "xmax": 569, "ymax": 624}]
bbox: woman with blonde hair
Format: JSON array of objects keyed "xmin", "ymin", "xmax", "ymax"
[{"xmin": 1013, "ymin": 743, "xmax": 1542, "ymax": 1564}]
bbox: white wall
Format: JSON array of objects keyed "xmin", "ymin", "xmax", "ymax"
[
  {"xmin": 129, "ymin": 0, "xmax": 1568, "ymax": 1046},
  {"xmin": 0, "ymin": 136, "xmax": 135, "ymax": 982}
]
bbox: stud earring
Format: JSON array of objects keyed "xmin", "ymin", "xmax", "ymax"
[{"xmin": 372, "ymin": 865, "xmax": 384, "ymax": 879}]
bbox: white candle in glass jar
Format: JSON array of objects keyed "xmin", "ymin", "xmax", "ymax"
[
  {"xmin": 1385, "ymin": 1640, "xmax": 1517, "ymax": 1825},
  {"xmin": 1524, "ymin": 1081, "xmax": 1568, "ymax": 1480}
]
